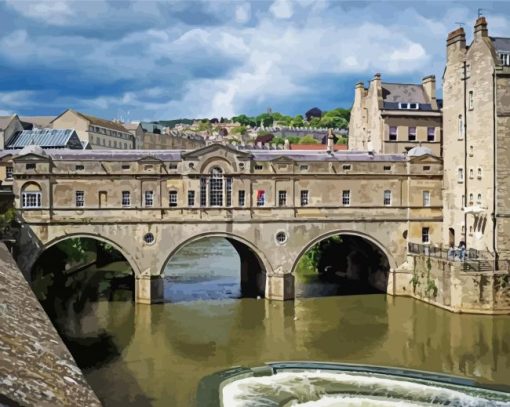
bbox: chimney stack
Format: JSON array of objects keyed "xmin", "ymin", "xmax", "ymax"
[
  {"xmin": 474, "ymin": 16, "xmax": 488, "ymax": 39},
  {"xmin": 446, "ymin": 26, "xmax": 466, "ymax": 64},
  {"xmin": 422, "ymin": 75, "xmax": 438, "ymax": 110}
]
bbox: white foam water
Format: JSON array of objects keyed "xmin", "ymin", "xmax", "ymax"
[{"xmin": 221, "ymin": 371, "xmax": 510, "ymax": 407}]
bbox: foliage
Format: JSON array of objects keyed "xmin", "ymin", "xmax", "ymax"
[
  {"xmin": 273, "ymin": 136, "xmax": 286, "ymax": 146},
  {"xmin": 336, "ymin": 137, "xmax": 348, "ymax": 145},
  {"xmin": 299, "ymin": 135, "xmax": 319, "ymax": 144},
  {"xmin": 287, "ymin": 136, "xmax": 301, "ymax": 145},
  {"xmin": 0, "ymin": 208, "xmax": 16, "ymax": 236},
  {"xmin": 305, "ymin": 107, "xmax": 322, "ymax": 121},
  {"xmin": 157, "ymin": 119, "xmax": 194, "ymax": 128},
  {"xmin": 302, "ymin": 236, "xmax": 343, "ymax": 272},
  {"xmin": 230, "ymin": 126, "xmax": 247, "ymax": 135},
  {"xmin": 291, "ymin": 115, "xmax": 304, "ymax": 127},
  {"xmin": 196, "ymin": 121, "xmax": 212, "ymax": 132}
]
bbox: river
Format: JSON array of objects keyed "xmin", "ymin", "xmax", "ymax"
[{"xmin": 43, "ymin": 238, "xmax": 510, "ymax": 406}]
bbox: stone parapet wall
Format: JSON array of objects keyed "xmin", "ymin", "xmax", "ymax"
[
  {"xmin": 394, "ymin": 254, "xmax": 510, "ymax": 314},
  {"xmin": 0, "ymin": 243, "xmax": 101, "ymax": 406}
]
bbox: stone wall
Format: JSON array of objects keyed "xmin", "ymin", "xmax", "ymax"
[
  {"xmin": 396, "ymin": 254, "xmax": 510, "ymax": 314},
  {"xmin": 0, "ymin": 243, "xmax": 101, "ymax": 406}
]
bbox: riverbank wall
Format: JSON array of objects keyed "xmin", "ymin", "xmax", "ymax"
[
  {"xmin": 393, "ymin": 254, "xmax": 510, "ymax": 314},
  {"xmin": 0, "ymin": 243, "xmax": 101, "ymax": 406}
]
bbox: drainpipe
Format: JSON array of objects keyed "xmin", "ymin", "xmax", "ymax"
[
  {"xmin": 492, "ymin": 69, "xmax": 499, "ymax": 270},
  {"xmin": 463, "ymin": 60, "xmax": 468, "ymax": 249}
]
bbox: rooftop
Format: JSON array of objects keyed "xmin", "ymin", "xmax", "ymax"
[{"xmin": 6, "ymin": 129, "xmax": 83, "ymax": 149}]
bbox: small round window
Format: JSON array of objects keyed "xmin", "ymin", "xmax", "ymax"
[
  {"xmin": 275, "ymin": 231, "xmax": 287, "ymax": 245},
  {"xmin": 144, "ymin": 233, "xmax": 155, "ymax": 245},
  {"xmin": 239, "ymin": 162, "xmax": 245, "ymax": 170}
]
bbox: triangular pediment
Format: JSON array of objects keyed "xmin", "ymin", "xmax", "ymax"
[
  {"xmin": 271, "ymin": 155, "xmax": 296, "ymax": 163},
  {"xmin": 182, "ymin": 143, "xmax": 252, "ymax": 160},
  {"xmin": 137, "ymin": 155, "xmax": 164, "ymax": 163},
  {"xmin": 13, "ymin": 152, "xmax": 50, "ymax": 161}
]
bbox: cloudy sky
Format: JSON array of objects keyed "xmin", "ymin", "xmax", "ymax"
[{"xmin": 1, "ymin": 0, "xmax": 509, "ymax": 121}]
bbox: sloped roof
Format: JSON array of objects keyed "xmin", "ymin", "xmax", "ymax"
[
  {"xmin": 491, "ymin": 37, "xmax": 510, "ymax": 52},
  {"xmin": 0, "ymin": 116, "xmax": 15, "ymax": 130},
  {"xmin": 6, "ymin": 128, "xmax": 83, "ymax": 149},
  {"xmin": 20, "ymin": 116, "xmax": 55, "ymax": 128},
  {"xmin": 78, "ymin": 112, "xmax": 129, "ymax": 133},
  {"xmin": 289, "ymin": 144, "xmax": 348, "ymax": 151},
  {"xmin": 381, "ymin": 83, "xmax": 428, "ymax": 104}
]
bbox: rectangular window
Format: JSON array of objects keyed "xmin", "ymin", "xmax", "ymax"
[
  {"xmin": 427, "ymin": 127, "xmax": 435, "ymax": 142},
  {"xmin": 22, "ymin": 192, "xmax": 41, "ymax": 208},
  {"xmin": 383, "ymin": 190, "xmax": 391, "ymax": 206},
  {"xmin": 499, "ymin": 52, "xmax": 510, "ymax": 66},
  {"xmin": 278, "ymin": 190, "xmax": 287, "ymax": 207},
  {"xmin": 200, "ymin": 178, "xmax": 207, "ymax": 206},
  {"xmin": 423, "ymin": 191, "xmax": 431, "ymax": 207},
  {"xmin": 75, "ymin": 164, "xmax": 85, "ymax": 171},
  {"xmin": 422, "ymin": 227, "xmax": 430, "ymax": 243},
  {"xmin": 299, "ymin": 165, "xmax": 309, "ymax": 171},
  {"xmin": 300, "ymin": 190, "xmax": 309, "ymax": 206},
  {"xmin": 383, "ymin": 165, "xmax": 391, "ymax": 171},
  {"xmin": 168, "ymin": 163, "xmax": 178, "ymax": 170},
  {"xmin": 122, "ymin": 164, "xmax": 130, "ymax": 170},
  {"xmin": 342, "ymin": 190, "xmax": 350, "ymax": 206},
  {"xmin": 469, "ymin": 91, "xmax": 474, "ymax": 110},
  {"xmin": 408, "ymin": 127, "xmax": 416, "ymax": 141},
  {"xmin": 122, "ymin": 191, "xmax": 131, "ymax": 208},
  {"xmin": 457, "ymin": 168, "xmax": 464, "ymax": 183},
  {"xmin": 145, "ymin": 191, "xmax": 154, "ymax": 207},
  {"xmin": 389, "ymin": 126, "xmax": 397, "ymax": 141},
  {"xmin": 75, "ymin": 191, "xmax": 85, "ymax": 207},
  {"xmin": 342, "ymin": 164, "xmax": 351, "ymax": 171},
  {"xmin": 26, "ymin": 163, "xmax": 36, "ymax": 170},
  {"xmin": 226, "ymin": 177, "xmax": 232, "ymax": 207},
  {"xmin": 5, "ymin": 166, "xmax": 13, "ymax": 180},
  {"xmin": 423, "ymin": 165, "xmax": 431, "ymax": 171},
  {"xmin": 169, "ymin": 191, "xmax": 178, "ymax": 207},
  {"xmin": 188, "ymin": 190, "xmax": 195, "ymax": 207},
  {"xmin": 255, "ymin": 164, "xmax": 263, "ymax": 170},
  {"xmin": 238, "ymin": 190, "xmax": 245, "ymax": 207},
  {"xmin": 458, "ymin": 115, "xmax": 464, "ymax": 140},
  {"xmin": 256, "ymin": 190, "xmax": 265, "ymax": 207}
]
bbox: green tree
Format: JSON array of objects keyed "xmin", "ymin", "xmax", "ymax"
[
  {"xmin": 272, "ymin": 136, "xmax": 285, "ymax": 145},
  {"xmin": 287, "ymin": 136, "xmax": 301, "ymax": 144},
  {"xmin": 309, "ymin": 117, "xmax": 321, "ymax": 127},
  {"xmin": 230, "ymin": 126, "xmax": 247, "ymax": 135},
  {"xmin": 299, "ymin": 135, "xmax": 319, "ymax": 144},
  {"xmin": 291, "ymin": 115, "xmax": 304, "ymax": 127},
  {"xmin": 256, "ymin": 113, "xmax": 274, "ymax": 127}
]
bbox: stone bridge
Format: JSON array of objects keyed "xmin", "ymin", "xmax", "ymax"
[{"xmin": 11, "ymin": 144, "xmax": 444, "ymax": 303}]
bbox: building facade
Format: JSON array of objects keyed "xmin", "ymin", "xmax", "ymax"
[
  {"xmin": 349, "ymin": 74, "xmax": 442, "ymax": 155},
  {"xmin": 442, "ymin": 17, "xmax": 510, "ymax": 261},
  {"xmin": 51, "ymin": 109, "xmax": 135, "ymax": 150}
]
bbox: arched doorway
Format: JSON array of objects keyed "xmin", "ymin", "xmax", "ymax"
[
  {"xmin": 292, "ymin": 232, "xmax": 391, "ymax": 298},
  {"xmin": 162, "ymin": 234, "xmax": 267, "ymax": 302}
]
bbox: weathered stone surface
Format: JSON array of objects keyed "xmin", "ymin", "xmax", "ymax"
[{"xmin": 0, "ymin": 243, "xmax": 101, "ymax": 406}]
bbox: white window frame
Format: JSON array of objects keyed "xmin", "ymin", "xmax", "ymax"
[
  {"xmin": 169, "ymin": 191, "xmax": 178, "ymax": 207},
  {"xmin": 5, "ymin": 166, "xmax": 13, "ymax": 180},
  {"xmin": 457, "ymin": 168, "xmax": 464, "ymax": 183},
  {"xmin": 122, "ymin": 191, "xmax": 131, "ymax": 208},
  {"xmin": 383, "ymin": 190, "xmax": 391, "ymax": 206},
  {"xmin": 342, "ymin": 190, "xmax": 351, "ymax": 206},
  {"xmin": 278, "ymin": 190, "xmax": 287, "ymax": 207},
  {"xmin": 300, "ymin": 190, "xmax": 309, "ymax": 206},
  {"xmin": 427, "ymin": 127, "xmax": 435, "ymax": 142},
  {"xmin": 22, "ymin": 192, "xmax": 41, "ymax": 208},
  {"xmin": 145, "ymin": 191, "xmax": 154, "ymax": 207},
  {"xmin": 423, "ymin": 191, "xmax": 431, "ymax": 207},
  {"xmin": 187, "ymin": 190, "xmax": 195, "ymax": 207},
  {"xmin": 422, "ymin": 227, "xmax": 430, "ymax": 244},
  {"xmin": 75, "ymin": 191, "xmax": 85, "ymax": 207}
]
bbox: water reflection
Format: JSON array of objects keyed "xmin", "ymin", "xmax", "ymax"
[{"xmin": 31, "ymin": 238, "xmax": 510, "ymax": 406}]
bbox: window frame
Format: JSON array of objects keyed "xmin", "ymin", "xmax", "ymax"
[
  {"xmin": 75, "ymin": 190, "xmax": 85, "ymax": 207},
  {"xmin": 122, "ymin": 191, "xmax": 131, "ymax": 208},
  {"xmin": 389, "ymin": 126, "xmax": 397, "ymax": 141},
  {"xmin": 383, "ymin": 190, "xmax": 391, "ymax": 206},
  {"xmin": 423, "ymin": 191, "xmax": 431, "ymax": 207},
  {"xmin": 144, "ymin": 190, "xmax": 154, "ymax": 207},
  {"xmin": 256, "ymin": 190, "xmax": 265, "ymax": 207},
  {"xmin": 422, "ymin": 227, "xmax": 430, "ymax": 244},
  {"xmin": 408, "ymin": 126, "xmax": 416, "ymax": 141},
  {"xmin": 427, "ymin": 127, "xmax": 435, "ymax": 142},
  {"xmin": 278, "ymin": 190, "xmax": 287, "ymax": 207},
  {"xmin": 300, "ymin": 190, "xmax": 309, "ymax": 206},
  {"xmin": 342, "ymin": 190, "xmax": 351, "ymax": 206},
  {"xmin": 238, "ymin": 190, "xmax": 245, "ymax": 207},
  {"xmin": 22, "ymin": 191, "xmax": 41, "ymax": 208},
  {"xmin": 169, "ymin": 190, "xmax": 178, "ymax": 207},
  {"xmin": 187, "ymin": 190, "xmax": 195, "ymax": 207}
]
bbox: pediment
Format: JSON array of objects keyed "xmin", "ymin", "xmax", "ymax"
[
  {"xmin": 182, "ymin": 143, "xmax": 252, "ymax": 160},
  {"xmin": 13, "ymin": 152, "xmax": 50, "ymax": 161},
  {"xmin": 137, "ymin": 155, "xmax": 164, "ymax": 164},
  {"xmin": 270, "ymin": 155, "xmax": 296, "ymax": 163}
]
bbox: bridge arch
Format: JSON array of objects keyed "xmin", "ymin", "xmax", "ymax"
[
  {"xmin": 37, "ymin": 233, "xmax": 140, "ymax": 277},
  {"xmin": 160, "ymin": 232, "xmax": 270, "ymax": 298},
  {"xmin": 292, "ymin": 229, "xmax": 396, "ymax": 274}
]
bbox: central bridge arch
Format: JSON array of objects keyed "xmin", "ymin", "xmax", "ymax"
[{"xmin": 160, "ymin": 232, "xmax": 270, "ymax": 299}]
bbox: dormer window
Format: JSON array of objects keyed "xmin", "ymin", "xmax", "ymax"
[
  {"xmin": 499, "ymin": 52, "xmax": 510, "ymax": 66},
  {"xmin": 398, "ymin": 102, "xmax": 419, "ymax": 110}
]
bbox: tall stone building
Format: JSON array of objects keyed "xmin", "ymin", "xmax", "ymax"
[
  {"xmin": 349, "ymin": 74, "xmax": 442, "ymax": 155},
  {"xmin": 442, "ymin": 17, "xmax": 510, "ymax": 261}
]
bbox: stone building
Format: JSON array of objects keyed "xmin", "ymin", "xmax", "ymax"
[
  {"xmin": 51, "ymin": 109, "xmax": 135, "ymax": 150},
  {"xmin": 442, "ymin": 17, "xmax": 510, "ymax": 260},
  {"xmin": 0, "ymin": 115, "xmax": 24, "ymax": 150},
  {"xmin": 349, "ymin": 74, "xmax": 442, "ymax": 155},
  {"xmin": 128, "ymin": 123, "xmax": 206, "ymax": 150}
]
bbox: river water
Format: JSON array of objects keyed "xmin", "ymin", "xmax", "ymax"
[{"xmin": 46, "ymin": 238, "xmax": 510, "ymax": 406}]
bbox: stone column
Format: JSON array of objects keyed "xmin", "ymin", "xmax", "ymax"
[
  {"xmin": 135, "ymin": 275, "xmax": 164, "ymax": 304},
  {"xmin": 265, "ymin": 273, "xmax": 294, "ymax": 300}
]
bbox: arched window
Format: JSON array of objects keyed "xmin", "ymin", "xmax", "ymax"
[
  {"xmin": 209, "ymin": 167, "xmax": 223, "ymax": 206},
  {"xmin": 21, "ymin": 182, "xmax": 42, "ymax": 208}
]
